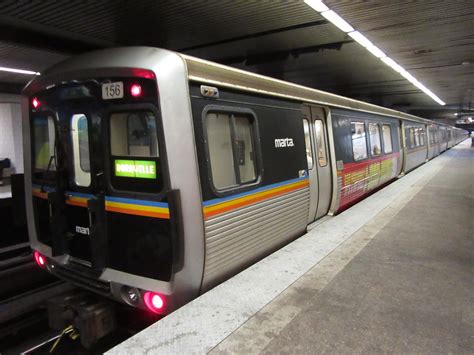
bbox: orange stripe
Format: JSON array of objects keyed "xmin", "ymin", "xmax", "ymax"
[
  {"xmin": 32, "ymin": 190, "xmax": 48, "ymax": 199},
  {"xmin": 204, "ymin": 180, "xmax": 309, "ymax": 219},
  {"xmin": 106, "ymin": 205, "xmax": 170, "ymax": 219},
  {"xmin": 66, "ymin": 199, "xmax": 88, "ymax": 207}
]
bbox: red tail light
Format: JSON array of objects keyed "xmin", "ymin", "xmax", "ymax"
[
  {"xmin": 33, "ymin": 251, "xmax": 46, "ymax": 267},
  {"xmin": 32, "ymin": 97, "xmax": 40, "ymax": 109},
  {"xmin": 130, "ymin": 84, "xmax": 142, "ymax": 97},
  {"xmin": 143, "ymin": 291, "xmax": 166, "ymax": 314}
]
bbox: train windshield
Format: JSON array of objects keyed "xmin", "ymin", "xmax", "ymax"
[{"xmin": 32, "ymin": 115, "xmax": 57, "ymax": 179}]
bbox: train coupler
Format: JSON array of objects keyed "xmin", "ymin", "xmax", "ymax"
[{"xmin": 47, "ymin": 292, "xmax": 117, "ymax": 349}]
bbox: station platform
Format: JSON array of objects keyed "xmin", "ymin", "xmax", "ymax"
[{"xmin": 109, "ymin": 139, "xmax": 473, "ymax": 354}]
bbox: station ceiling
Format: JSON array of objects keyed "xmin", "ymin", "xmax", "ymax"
[{"xmin": 0, "ymin": 0, "xmax": 473, "ymax": 120}]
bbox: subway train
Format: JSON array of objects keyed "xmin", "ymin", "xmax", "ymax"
[{"xmin": 23, "ymin": 47, "xmax": 467, "ymax": 315}]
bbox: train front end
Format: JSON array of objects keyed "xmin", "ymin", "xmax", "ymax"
[{"xmin": 22, "ymin": 47, "xmax": 205, "ymax": 314}]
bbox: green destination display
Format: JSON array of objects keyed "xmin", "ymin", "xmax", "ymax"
[{"xmin": 115, "ymin": 160, "xmax": 157, "ymax": 179}]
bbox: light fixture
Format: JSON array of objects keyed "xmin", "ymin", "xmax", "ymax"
[
  {"xmin": 33, "ymin": 251, "xmax": 46, "ymax": 267},
  {"xmin": 348, "ymin": 31, "xmax": 373, "ymax": 48},
  {"xmin": 303, "ymin": 0, "xmax": 329, "ymax": 12},
  {"xmin": 0, "ymin": 66, "xmax": 40, "ymax": 75},
  {"xmin": 303, "ymin": 0, "xmax": 446, "ymax": 105},
  {"xmin": 32, "ymin": 97, "xmax": 41, "ymax": 109},
  {"xmin": 380, "ymin": 57, "xmax": 404, "ymax": 73},
  {"xmin": 143, "ymin": 291, "xmax": 166, "ymax": 314},
  {"xmin": 365, "ymin": 44, "xmax": 386, "ymax": 59},
  {"xmin": 130, "ymin": 84, "xmax": 142, "ymax": 97},
  {"xmin": 320, "ymin": 10, "xmax": 354, "ymax": 32}
]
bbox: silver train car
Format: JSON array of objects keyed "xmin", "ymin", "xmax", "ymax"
[{"xmin": 23, "ymin": 47, "xmax": 467, "ymax": 314}]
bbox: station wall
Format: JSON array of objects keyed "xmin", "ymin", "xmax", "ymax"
[{"xmin": 0, "ymin": 94, "xmax": 23, "ymax": 176}]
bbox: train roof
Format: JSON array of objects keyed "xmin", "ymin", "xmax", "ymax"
[
  {"xmin": 22, "ymin": 46, "xmax": 462, "ymax": 131},
  {"xmin": 182, "ymin": 54, "xmax": 463, "ymax": 131}
]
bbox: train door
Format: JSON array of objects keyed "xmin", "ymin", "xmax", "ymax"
[{"xmin": 302, "ymin": 105, "xmax": 332, "ymax": 222}]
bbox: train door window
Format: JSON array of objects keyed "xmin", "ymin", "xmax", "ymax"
[
  {"xmin": 314, "ymin": 120, "xmax": 328, "ymax": 166},
  {"xmin": 408, "ymin": 127, "xmax": 415, "ymax": 148},
  {"xmin": 71, "ymin": 114, "xmax": 91, "ymax": 187},
  {"xmin": 303, "ymin": 118, "xmax": 313, "ymax": 169},
  {"xmin": 419, "ymin": 128, "xmax": 425, "ymax": 146},
  {"xmin": 110, "ymin": 112, "xmax": 159, "ymax": 157},
  {"xmin": 368, "ymin": 123, "xmax": 381, "ymax": 156},
  {"xmin": 205, "ymin": 111, "xmax": 257, "ymax": 190},
  {"xmin": 351, "ymin": 122, "xmax": 368, "ymax": 161},
  {"xmin": 382, "ymin": 124, "xmax": 392, "ymax": 154},
  {"xmin": 414, "ymin": 128, "xmax": 420, "ymax": 147},
  {"xmin": 109, "ymin": 111, "xmax": 162, "ymax": 192},
  {"xmin": 32, "ymin": 116, "xmax": 56, "ymax": 172}
]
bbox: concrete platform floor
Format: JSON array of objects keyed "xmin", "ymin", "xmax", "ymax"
[
  {"xmin": 110, "ymin": 140, "xmax": 473, "ymax": 354},
  {"xmin": 212, "ymin": 142, "xmax": 473, "ymax": 354}
]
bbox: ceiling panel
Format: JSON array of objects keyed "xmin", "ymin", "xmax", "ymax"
[{"xmin": 0, "ymin": 0, "xmax": 472, "ymax": 119}]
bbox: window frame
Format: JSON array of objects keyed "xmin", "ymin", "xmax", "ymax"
[
  {"xmin": 202, "ymin": 105, "xmax": 262, "ymax": 197},
  {"xmin": 350, "ymin": 121, "xmax": 369, "ymax": 162},
  {"xmin": 104, "ymin": 103, "xmax": 167, "ymax": 196},
  {"xmin": 382, "ymin": 123, "xmax": 393, "ymax": 154},
  {"xmin": 302, "ymin": 118, "xmax": 314, "ymax": 170},
  {"xmin": 314, "ymin": 119, "xmax": 328, "ymax": 167},
  {"xmin": 70, "ymin": 113, "xmax": 92, "ymax": 187},
  {"xmin": 31, "ymin": 112, "xmax": 58, "ymax": 184},
  {"xmin": 368, "ymin": 122, "xmax": 382, "ymax": 157}
]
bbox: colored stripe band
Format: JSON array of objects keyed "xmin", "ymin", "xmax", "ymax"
[
  {"xmin": 105, "ymin": 197, "xmax": 170, "ymax": 219},
  {"xmin": 31, "ymin": 186, "xmax": 169, "ymax": 219},
  {"xmin": 203, "ymin": 177, "xmax": 309, "ymax": 219}
]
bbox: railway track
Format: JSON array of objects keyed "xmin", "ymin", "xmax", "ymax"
[{"xmin": 0, "ymin": 243, "xmax": 75, "ymax": 353}]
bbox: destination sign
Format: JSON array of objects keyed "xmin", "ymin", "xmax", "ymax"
[{"xmin": 115, "ymin": 160, "xmax": 156, "ymax": 179}]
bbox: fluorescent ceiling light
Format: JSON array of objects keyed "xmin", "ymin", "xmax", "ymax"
[
  {"xmin": 303, "ymin": 1, "xmax": 445, "ymax": 105},
  {"xmin": 365, "ymin": 44, "xmax": 386, "ymax": 58},
  {"xmin": 303, "ymin": 0, "xmax": 329, "ymax": 12},
  {"xmin": 399, "ymin": 69, "xmax": 417, "ymax": 83},
  {"xmin": 348, "ymin": 31, "xmax": 373, "ymax": 47},
  {"xmin": 320, "ymin": 10, "xmax": 354, "ymax": 32},
  {"xmin": 0, "ymin": 66, "xmax": 40, "ymax": 75},
  {"xmin": 380, "ymin": 57, "xmax": 404, "ymax": 73}
]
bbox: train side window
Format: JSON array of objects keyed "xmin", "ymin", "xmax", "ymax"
[
  {"xmin": 205, "ymin": 111, "xmax": 257, "ymax": 190},
  {"xmin": 303, "ymin": 118, "xmax": 313, "ymax": 169},
  {"xmin": 382, "ymin": 124, "xmax": 393, "ymax": 154},
  {"xmin": 414, "ymin": 128, "xmax": 420, "ymax": 147},
  {"xmin": 71, "ymin": 114, "xmax": 91, "ymax": 187},
  {"xmin": 407, "ymin": 127, "xmax": 415, "ymax": 148},
  {"xmin": 368, "ymin": 123, "xmax": 381, "ymax": 156},
  {"xmin": 351, "ymin": 122, "xmax": 368, "ymax": 161},
  {"xmin": 234, "ymin": 115, "xmax": 257, "ymax": 183},
  {"xmin": 314, "ymin": 120, "xmax": 328, "ymax": 167},
  {"xmin": 419, "ymin": 128, "xmax": 425, "ymax": 146}
]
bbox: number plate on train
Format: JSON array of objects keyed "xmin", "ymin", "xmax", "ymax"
[{"xmin": 102, "ymin": 82, "xmax": 124, "ymax": 100}]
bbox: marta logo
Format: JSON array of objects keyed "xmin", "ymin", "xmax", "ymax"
[{"xmin": 275, "ymin": 138, "xmax": 295, "ymax": 148}]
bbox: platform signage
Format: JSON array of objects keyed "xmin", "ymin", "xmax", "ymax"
[{"xmin": 115, "ymin": 159, "xmax": 156, "ymax": 179}]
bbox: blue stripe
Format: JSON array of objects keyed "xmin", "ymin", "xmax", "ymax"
[
  {"xmin": 32, "ymin": 184, "xmax": 168, "ymax": 208},
  {"xmin": 32, "ymin": 184, "xmax": 55, "ymax": 192},
  {"xmin": 202, "ymin": 176, "xmax": 309, "ymax": 207},
  {"xmin": 66, "ymin": 191, "xmax": 94, "ymax": 199},
  {"xmin": 105, "ymin": 196, "xmax": 169, "ymax": 208}
]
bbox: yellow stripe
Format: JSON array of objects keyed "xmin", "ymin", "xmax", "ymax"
[
  {"xmin": 105, "ymin": 201, "xmax": 169, "ymax": 214},
  {"xmin": 204, "ymin": 179, "xmax": 308, "ymax": 214}
]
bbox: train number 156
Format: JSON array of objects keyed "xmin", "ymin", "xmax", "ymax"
[{"xmin": 102, "ymin": 82, "xmax": 124, "ymax": 100}]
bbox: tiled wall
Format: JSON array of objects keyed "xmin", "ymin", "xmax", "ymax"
[{"xmin": 0, "ymin": 94, "xmax": 23, "ymax": 175}]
